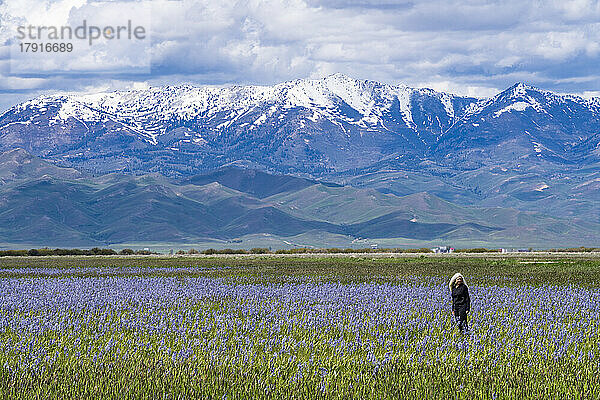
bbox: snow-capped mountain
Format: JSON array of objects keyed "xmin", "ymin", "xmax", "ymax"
[
  {"xmin": 0, "ymin": 74, "xmax": 598, "ymax": 180},
  {"xmin": 7, "ymin": 73, "xmax": 471, "ymax": 141},
  {"xmin": 1, "ymin": 75, "xmax": 599, "ymax": 241},
  {"xmin": 0, "ymin": 74, "xmax": 476, "ymax": 175},
  {"xmin": 434, "ymin": 82, "xmax": 600, "ymax": 167}
]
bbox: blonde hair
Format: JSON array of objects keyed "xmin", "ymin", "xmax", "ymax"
[{"xmin": 449, "ymin": 272, "xmax": 467, "ymax": 291}]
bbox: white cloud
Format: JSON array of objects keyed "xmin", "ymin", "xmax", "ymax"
[
  {"xmin": 579, "ymin": 90, "xmax": 600, "ymax": 99},
  {"xmin": 2, "ymin": 0, "xmax": 151, "ymax": 75},
  {"xmin": 1, "ymin": 0, "xmax": 600, "ymax": 108},
  {"xmin": 416, "ymin": 80, "xmax": 499, "ymax": 99}
]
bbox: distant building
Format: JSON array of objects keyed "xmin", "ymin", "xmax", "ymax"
[
  {"xmin": 500, "ymin": 248, "xmax": 508, "ymax": 253},
  {"xmin": 431, "ymin": 246, "xmax": 454, "ymax": 254}
]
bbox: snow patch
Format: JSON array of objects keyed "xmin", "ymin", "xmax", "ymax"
[
  {"xmin": 253, "ymin": 113, "xmax": 267, "ymax": 126},
  {"xmin": 306, "ymin": 111, "xmax": 320, "ymax": 122},
  {"xmin": 0, "ymin": 121, "xmax": 31, "ymax": 129},
  {"xmin": 494, "ymin": 101, "xmax": 531, "ymax": 118},
  {"xmin": 439, "ymin": 94, "xmax": 455, "ymax": 120}
]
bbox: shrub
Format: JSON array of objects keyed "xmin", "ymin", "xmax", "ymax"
[{"xmin": 250, "ymin": 248, "xmax": 271, "ymax": 254}]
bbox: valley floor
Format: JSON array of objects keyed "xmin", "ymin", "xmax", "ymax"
[{"xmin": 1, "ymin": 255, "xmax": 599, "ymax": 399}]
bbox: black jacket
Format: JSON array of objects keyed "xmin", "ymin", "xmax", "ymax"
[{"xmin": 451, "ymin": 284, "xmax": 470, "ymax": 313}]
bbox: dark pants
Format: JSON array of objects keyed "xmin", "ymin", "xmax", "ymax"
[{"xmin": 454, "ymin": 305, "xmax": 468, "ymax": 332}]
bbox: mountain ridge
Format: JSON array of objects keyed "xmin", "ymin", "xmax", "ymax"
[
  {"xmin": 0, "ymin": 75, "xmax": 598, "ymax": 234},
  {"xmin": 2, "ymin": 75, "xmax": 597, "ymax": 173},
  {"xmin": 0, "ymin": 149, "xmax": 596, "ymax": 248}
]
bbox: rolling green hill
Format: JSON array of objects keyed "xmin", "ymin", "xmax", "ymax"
[{"xmin": 0, "ymin": 149, "xmax": 596, "ymax": 248}]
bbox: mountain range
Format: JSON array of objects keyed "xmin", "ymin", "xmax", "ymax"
[
  {"xmin": 0, "ymin": 74, "xmax": 598, "ymax": 248},
  {"xmin": 0, "ymin": 148, "xmax": 596, "ymax": 249}
]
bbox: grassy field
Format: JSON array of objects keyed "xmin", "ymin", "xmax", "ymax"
[{"xmin": 0, "ymin": 254, "xmax": 599, "ymax": 399}]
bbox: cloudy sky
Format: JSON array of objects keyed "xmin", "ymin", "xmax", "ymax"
[{"xmin": 1, "ymin": 0, "xmax": 600, "ymax": 110}]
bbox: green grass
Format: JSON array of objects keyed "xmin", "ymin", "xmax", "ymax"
[
  {"xmin": 0, "ymin": 255, "xmax": 599, "ymax": 399},
  {"xmin": 1, "ymin": 254, "xmax": 599, "ymax": 285}
]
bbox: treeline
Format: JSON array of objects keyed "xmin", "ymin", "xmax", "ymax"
[
  {"xmin": 452, "ymin": 247, "xmax": 600, "ymax": 253},
  {"xmin": 184, "ymin": 247, "xmax": 434, "ymax": 255},
  {"xmin": 164, "ymin": 246, "xmax": 600, "ymax": 255},
  {"xmin": 546, "ymin": 247, "xmax": 600, "ymax": 252},
  {"xmin": 0, "ymin": 248, "xmax": 155, "ymax": 257},
  {"xmin": 453, "ymin": 248, "xmax": 502, "ymax": 253},
  {"xmin": 0, "ymin": 246, "xmax": 598, "ymax": 257}
]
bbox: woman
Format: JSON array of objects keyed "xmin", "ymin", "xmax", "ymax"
[{"xmin": 449, "ymin": 272, "xmax": 470, "ymax": 333}]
